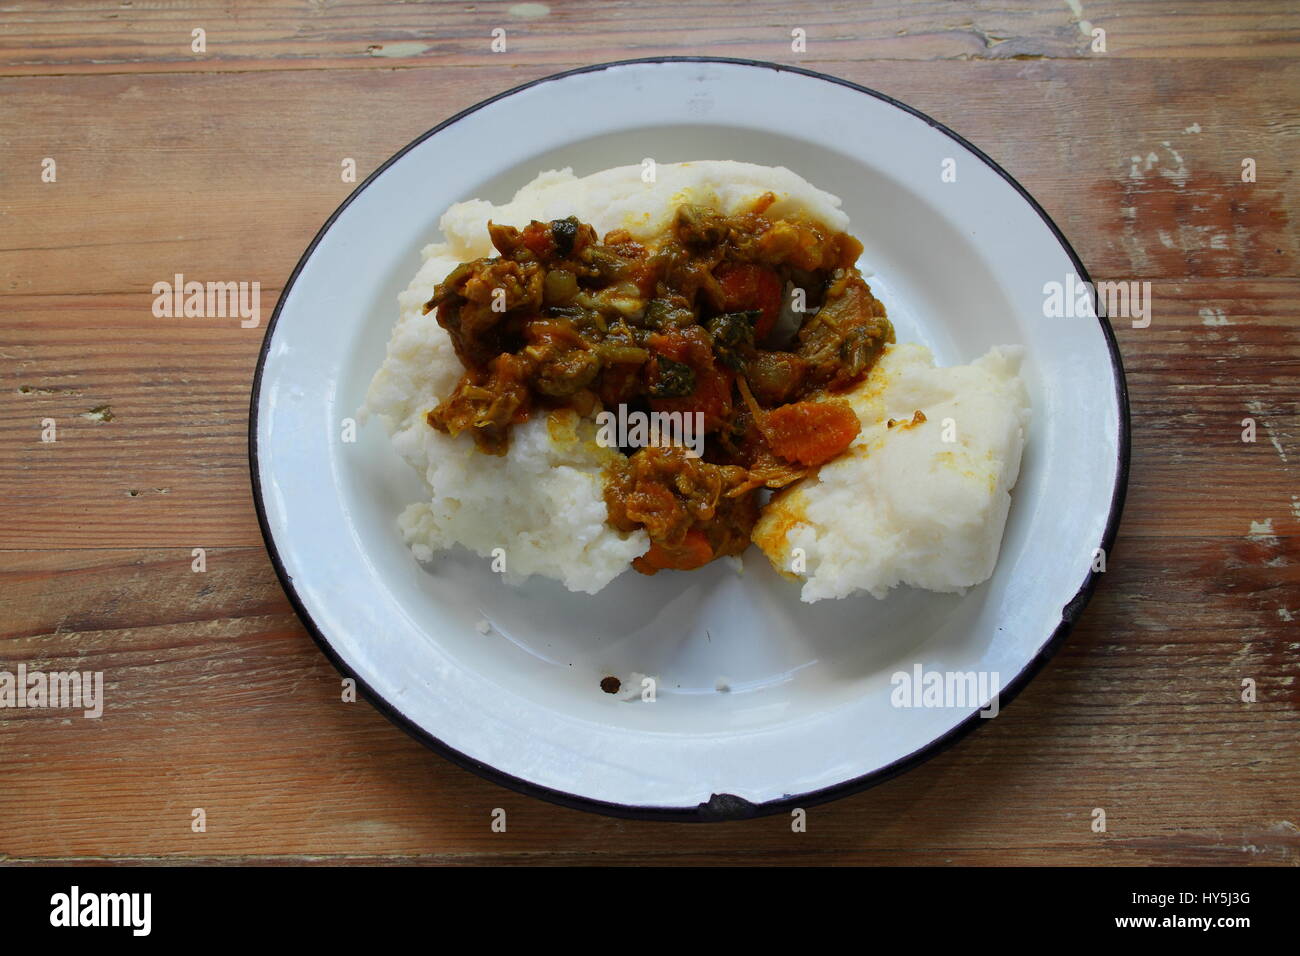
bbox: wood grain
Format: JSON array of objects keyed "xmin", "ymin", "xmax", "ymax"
[
  {"xmin": 0, "ymin": 0, "xmax": 1296, "ymax": 866},
  {"xmin": 2, "ymin": 60, "xmax": 1297, "ymax": 298},
  {"xmin": 1, "ymin": 0, "xmax": 1298, "ymax": 77},
  {"xmin": 0, "ymin": 536, "xmax": 1295, "ymax": 864}
]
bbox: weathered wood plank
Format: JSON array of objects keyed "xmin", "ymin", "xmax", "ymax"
[
  {"xmin": 0, "ymin": 535, "xmax": 1294, "ymax": 864},
  {"xmin": 0, "ymin": 0, "xmax": 1297, "ymax": 78},
  {"xmin": 1, "ymin": 60, "xmax": 1294, "ymax": 301},
  {"xmin": 2, "ymin": 0, "xmax": 1300, "ymax": 78},
  {"xmin": 0, "ymin": 314, "xmax": 264, "ymax": 549}
]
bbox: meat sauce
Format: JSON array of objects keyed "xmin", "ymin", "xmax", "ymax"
[{"xmin": 423, "ymin": 194, "xmax": 894, "ymax": 574}]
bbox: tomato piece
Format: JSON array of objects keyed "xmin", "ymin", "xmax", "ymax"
[
  {"xmin": 645, "ymin": 329, "xmax": 692, "ymax": 363},
  {"xmin": 663, "ymin": 363, "xmax": 732, "ymax": 428},
  {"xmin": 648, "ymin": 362, "xmax": 733, "ymax": 431},
  {"xmin": 634, "ymin": 529, "xmax": 714, "ymax": 574},
  {"xmin": 716, "ymin": 263, "xmax": 783, "ymax": 340},
  {"xmin": 598, "ymin": 362, "xmax": 640, "ymax": 407},
  {"xmin": 763, "ymin": 400, "xmax": 861, "ymax": 466},
  {"xmin": 645, "ymin": 329, "xmax": 733, "ymax": 430},
  {"xmin": 520, "ymin": 221, "xmax": 554, "ymax": 258}
]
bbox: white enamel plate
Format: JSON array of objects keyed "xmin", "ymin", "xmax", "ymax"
[{"xmin": 251, "ymin": 58, "xmax": 1129, "ymax": 820}]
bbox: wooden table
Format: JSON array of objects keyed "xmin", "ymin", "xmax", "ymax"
[{"xmin": 2, "ymin": 1, "xmax": 1296, "ymax": 866}]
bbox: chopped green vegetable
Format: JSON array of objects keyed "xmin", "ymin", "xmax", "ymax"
[
  {"xmin": 648, "ymin": 355, "xmax": 696, "ymax": 398},
  {"xmin": 543, "ymin": 268, "xmax": 578, "ymax": 304},
  {"xmin": 641, "ymin": 297, "xmax": 696, "ymax": 330},
  {"xmin": 551, "ymin": 217, "xmax": 579, "ymax": 257},
  {"xmin": 597, "ymin": 342, "xmax": 651, "ymax": 364},
  {"xmin": 707, "ymin": 311, "xmax": 757, "ymax": 370}
]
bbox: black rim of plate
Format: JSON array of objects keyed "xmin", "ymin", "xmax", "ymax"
[{"xmin": 248, "ymin": 56, "xmax": 1131, "ymax": 823}]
